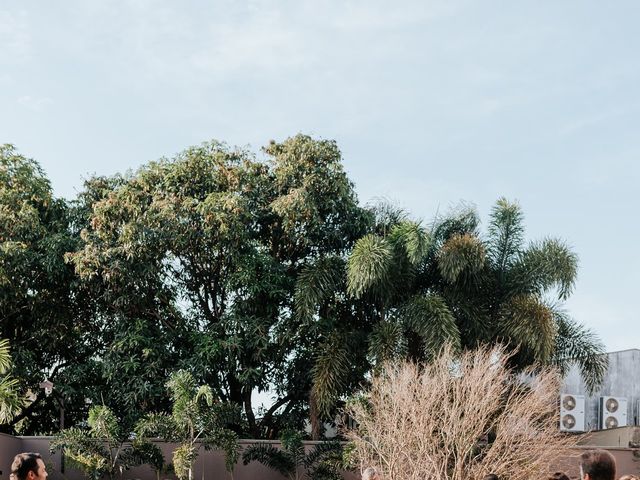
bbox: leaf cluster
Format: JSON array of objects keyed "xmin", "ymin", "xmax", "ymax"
[
  {"xmin": 242, "ymin": 429, "xmax": 345, "ymax": 480},
  {"xmin": 50, "ymin": 405, "xmax": 164, "ymax": 480}
]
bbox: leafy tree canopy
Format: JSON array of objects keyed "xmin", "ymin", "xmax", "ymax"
[{"xmin": 0, "ymin": 140, "xmax": 605, "ymax": 438}]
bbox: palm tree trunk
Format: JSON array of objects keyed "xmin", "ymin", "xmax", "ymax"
[{"xmin": 309, "ymin": 389, "xmax": 322, "ymax": 440}]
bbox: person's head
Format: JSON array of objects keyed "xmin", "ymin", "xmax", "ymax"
[
  {"xmin": 483, "ymin": 475, "xmax": 499, "ymax": 480},
  {"xmin": 362, "ymin": 466, "xmax": 380, "ymax": 480},
  {"xmin": 580, "ymin": 449, "xmax": 616, "ymax": 480},
  {"xmin": 549, "ymin": 472, "xmax": 570, "ymax": 480},
  {"xmin": 10, "ymin": 453, "xmax": 47, "ymax": 480}
]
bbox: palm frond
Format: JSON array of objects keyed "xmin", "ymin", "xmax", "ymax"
[
  {"xmin": 0, "ymin": 339, "xmax": 12, "ymax": 374},
  {"xmin": 487, "ymin": 197, "xmax": 525, "ymax": 273},
  {"xmin": 366, "ymin": 199, "xmax": 407, "ymax": 235},
  {"xmin": 512, "ymin": 238, "xmax": 578, "ymax": 300},
  {"xmin": 347, "ymin": 234, "xmax": 394, "ymax": 299},
  {"xmin": 388, "ymin": 221, "xmax": 430, "ymax": 265},
  {"xmin": 437, "ymin": 233, "xmax": 486, "ymax": 283},
  {"xmin": 126, "ymin": 440, "xmax": 165, "ymax": 471},
  {"xmin": 135, "ymin": 412, "xmax": 180, "ymax": 441},
  {"xmin": 173, "ymin": 444, "xmax": 198, "ymax": 480},
  {"xmin": 195, "ymin": 385, "xmax": 214, "ymax": 407},
  {"xmin": 166, "ymin": 370, "xmax": 197, "ymax": 418},
  {"xmin": 431, "ymin": 203, "xmax": 479, "ymax": 246},
  {"xmin": 50, "ymin": 427, "xmax": 111, "ymax": 477},
  {"xmin": 0, "ymin": 375, "xmax": 23, "ymax": 424},
  {"xmin": 400, "ymin": 293, "xmax": 461, "ymax": 358},
  {"xmin": 368, "ymin": 320, "xmax": 407, "ymax": 365},
  {"xmin": 303, "ymin": 440, "xmax": 343, "ymax": 468},
  {"xmin": 280, "ymin": 429, "xmax": 305, "ymax": 465},
  {"xmin": 87, "ymin": 405, "xmax": 121, "ymax": 440},
  {"xmin": 294, "ymin": 256, "xmax": 345, "ymax": 320},
  {"xmin": 312, "ymin": 332, "xmax": 352, "ymax": 416},
  {"xmin": 242, "ymin": 444, "xmax": 296, "ymax": 476},
  {"xmin": 305, "ymin": 441, "xmax": 345, "ymax": 480},
  {"xmin": 308, "ymin": 464, "xmax": 344, "ymax": 480},
  {"xmin": 497, "ymin": 294, "xmax": 557, "ymax": 365},
  {"xmin": 551, "ymin": 308, "xmax": 607, "ymax": 393}
]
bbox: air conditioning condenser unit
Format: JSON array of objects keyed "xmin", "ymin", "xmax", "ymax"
[
  {"xmin": 600, "ymin": 396, "xmax": 627, "ymax": 429},
  {"xmin": 560, "ymin": 394, "xmax": 585, "ymax": 432}
]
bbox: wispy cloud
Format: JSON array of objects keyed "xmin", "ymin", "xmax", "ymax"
[
  {"xmin": 330, "ymin": 0, "xmax": 457, "ymax": 30},
  {"xmin": 558, "ymin": 108, "xmax": 628, "ymax": 136},
  {"xmin": 0, "ymin": 9, "xmax": 30, "ymax": 62},
  {"xmin": 17, "ymin": 95, "xmax": 53, "ymax": 112}
]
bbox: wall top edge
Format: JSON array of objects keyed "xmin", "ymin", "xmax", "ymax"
[{"xmin": 15, "ymin": 436, "xmax": 346, "ymax": 445}]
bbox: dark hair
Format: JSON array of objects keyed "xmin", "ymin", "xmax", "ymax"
[
  {"xmin": 10, "ymin": 453, "xmax": 42, "ymax": 480},
  {"xmin": 483, "ymin": 475, "xmax": 499, "ymax": 480},
  {"xmin": 580, "ymin": 449, "xmax": 616, "ymax": 480},
  {"xmin": 549, "ymin": 472, "xmax": 570, "ymax": 480}
]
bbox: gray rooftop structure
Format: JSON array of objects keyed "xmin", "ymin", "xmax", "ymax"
[{"xmin": 562, "ymin": 349, "xmax": 640, "ymax": 430}]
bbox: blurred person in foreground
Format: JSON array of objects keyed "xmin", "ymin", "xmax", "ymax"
[
  {"xmin": 362, "ymin": 466, "xmax": 380, "ymax": 480},
  {"xmin": 10, "ymin": 453, "xmax": 48, "ymax": 480},
  {"xmin": 580, "ymin": 449, "xmax": 616, "ymax": 480}
]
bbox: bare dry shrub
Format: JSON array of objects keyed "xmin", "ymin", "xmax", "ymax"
[{"xmin": 345, "ymin": 345, "xmax": 579, "ymax": 480}]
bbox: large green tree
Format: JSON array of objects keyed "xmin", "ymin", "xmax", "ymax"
[
  {"xmin": 0, "ymin": 145, "xmax": 98, "ymax": 433},
  {"xmin": 68, "ymin": 135, "xmax": 370, "ymax": 438}
]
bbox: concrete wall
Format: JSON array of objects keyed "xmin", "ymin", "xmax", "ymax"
[
  {"xmin": 577, "ymin": 426, "xmax": 640, "ymax": 448},
  {"xmin": 2, "ymin": 437, "xmax": 358, "ymax": 480},
  {"xmin": 0, "ymin": 433, "xmax": 23, "ymax": 480},
  {"xmin": 563, "ymin": 349, "xmax": 640, "ymax": 430},
  {"xmin": 3, "ymin": 435, "xmax": 640, "ymax": 479}
]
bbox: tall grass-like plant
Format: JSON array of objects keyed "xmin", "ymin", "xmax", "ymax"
[{"xmin": 345, "ymin": 345, "xmax": 578, "ymax": 480}]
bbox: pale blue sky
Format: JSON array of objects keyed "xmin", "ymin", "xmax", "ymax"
[{"xmin": 2, "ymin": 1, "xmax": 639, "ymax": 351}]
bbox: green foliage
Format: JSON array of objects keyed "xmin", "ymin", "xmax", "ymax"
[
  {"xmin": 66, "ymin": 135, "xmax": 369, "ymax": 439},
  {"xmin": 295, "ymin": 256, "xmax": 346, "ymax": 321},
  {"xmin": 0, "ymin": 339, "xmax": 24, "ymax": 424},
  {"xmin": 242, "ymin": 429, "xmax": 345, "ymax": 480},
  {"xmin": 487, "ymin": 197, "xmax": 525, "ymax": 272},
  {"xmin": 50, "ymin": 405, "xmax": 164, "ymax": 480},
  {"xmin": 136, "ymin": 370, "xmax": 240, "ymax": 480},
  {"xmin": 388, "ymin": 221, "xmax": 430, "ymax": 266},
  {"xmin": 0, "ymin": 145, "xmax": 97, "ymax": 434},
  {"xmin": 0, "ymin": 138, "xmax": 605, "ymax": 439},
  {"xmin": 551, "ymin": 308, "xmax": 608, "ymax": 394},
  {"xmin": 401, "ymin": 293, "xmax": 461, "ymax": 360},
  {"xmin": 347, "ymin": 234, "xmax": 394, "ymax": 299},
  {"xmin": 0, "ymin": 339, "xmax": 12, "ymax": 373},
  {"xmin": 348, "ymin": 197, "xmax": 605, "ymax": 390},
  {"xmin": 437, "ymin": 233, "xmax": 486, "ymax": 283},
  {"xmin": 368, "ymin": 321, "xmax": 407, "ymax": 365},
  {"xmin": 243, "ymin": 444, "xmax": 296, "ymax": 477},
  {"xmin": 311, "ymin": 332, "xmax": 352, "ymax": 416},
  {"xmin": 172, "ymin": 444, "xmax": 197, "ymax": 480}
]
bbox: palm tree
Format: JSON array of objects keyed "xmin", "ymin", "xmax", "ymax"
[
  {"xmin": 51, "ymin": 405, "xmax": 164, "ymax": 480},
  {"xmin": 0, "ymin": 339, "xmax": 24, "ymax": 424},
  {"xmin": 136, "ymin": 370, "xmax": 240, "ymax": 480},
  {"xmin": 295, "ymin": 198, "xmax": 607, "ymax": 422},
  {"xmin": 242, "ymin": 429, "xmax": 344, "ymax": 480}
]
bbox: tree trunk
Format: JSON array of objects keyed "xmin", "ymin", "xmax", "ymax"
[
  {"xmin": 243, "ymin": 389, "xmax": 259, "ymax": 438},
  {"xmin": 309, "ymin": 389, "xmax": 322, "ymax": 440}
]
